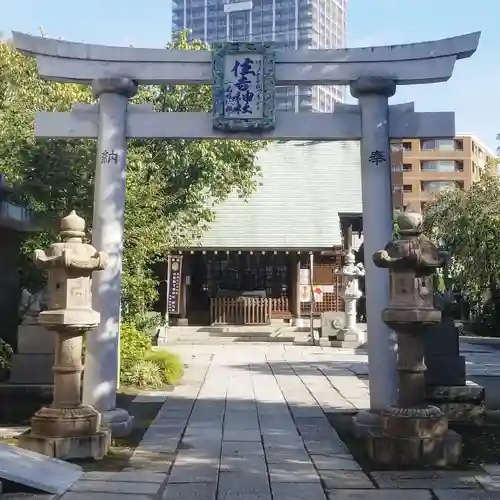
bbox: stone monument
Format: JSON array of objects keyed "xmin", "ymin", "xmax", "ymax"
[
  {"xmin": 18, "ymin": 211, "xmax": 111, "ymax": 460},
  {"xmin": 330, "ymin": 249, "xmax": 365, "ymax": 348},
  {"xmin": 425, "ymin": 309, "xmax": 485, "ymax": 424},
  {"xmin": 9, "ymin": 288, "xmax": 55, "ymax": 387},
  {"xmin": 366, "ymin": 211, "xmax": 461, "ymax": 467}
]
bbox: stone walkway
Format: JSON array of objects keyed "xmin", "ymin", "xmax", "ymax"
[{"xmin": 56, "ymin": 342, "xmax": 500, "ymax": 500}]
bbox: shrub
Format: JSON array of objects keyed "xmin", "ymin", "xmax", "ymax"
[
  {"xmin": 145, "ymin": 350, "xmax": 184, "ymax": 385},
  {"xmin": 119, "ymin": 322, "xmax": 152, "ymax": 385},
  {"xmin": 125, "ymin": 360, "xmax": 163, "ymax": 389},
  {"xmin": 0, "ymin": 339, "xmax": 13, "ymax": 371}
]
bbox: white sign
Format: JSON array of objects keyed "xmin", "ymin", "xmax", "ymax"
[
  {"xmin": 323, "ymin": 284, "xmax": 335, "ymax": 293},
  {"xmin": 300, "ymin": 268, "xmax": 310, "ymax": 285},
  {"xmin": 313, "ymin": 286, "xmax": 323, "ymax": 303},
  {"xmin": 224, "ymin": 54, "xmax": 263, "ymax": 119}
]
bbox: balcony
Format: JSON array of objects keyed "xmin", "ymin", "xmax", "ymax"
[{"xmin": 0, "ymin": 200, "xmax": 37, "ymax": 232}]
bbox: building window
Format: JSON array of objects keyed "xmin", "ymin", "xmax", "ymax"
[
  {"xmin": 421, "ymin": 202, "xmax": 427, "ymax": 212},
  {"xmin": 420, "ymin": 180, "xmax": 458, "ymax": 193},
  {"xmin": 420, "ymin": 160, "xmax": 464, "ymax": 173},
  {"xmin": 403, "ymin": 184, "xmax": 412, "ymax": 193},
  {"xmin": 402, "ymin": 164, "xmax": 412, "ymax": 172},
  {"xmin": 420, "ymin": 139, "xmax": 462, "ymax": 152},
  {"xmin": 402, "ymin": 141, "xmax": 412, "ymax": 151}
]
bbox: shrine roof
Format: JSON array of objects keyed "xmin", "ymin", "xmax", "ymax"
[{"xmin": 197, "ymin": 140, "xmax": 362, "ymax": 250}]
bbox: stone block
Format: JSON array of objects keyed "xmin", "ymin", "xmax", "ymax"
[
  {"xmin": 9, "ymin": 354, "xmax": 54, "ymax": 385},
  {"xmin": 321, "ymin": 312, "xmax": 344, "ymax": 337},
  {"xmin": 427, "ymin": 384, "xmax": 485, "ymax": 403},
  {"xmin": 424, "ymin": 320, "xmax": 460, "ymax": 356},
  {"xmin": 17, "ymin": 428, "xmax": 111, "ymax": 461},
  {"xmin": 381, "ymin": 414, "xmax": 448, "ymax": 439},
  {"xmin": 366, "ymin": 429, "xmax": 461, "ymax": 467},
  {"xmin": 0, "ymin": 443, "xmax": 83, "ymax": 495},
  {"xmin": 371, "ymin": 470, "xmax": 481, "ymax": 489},
  {"xmin": 17, "ymin": 323, "xmax": 55, "ymax": 354},
  {"xmin": 426, "ymin": 384, "xmax": 485, "ymax": 424},
  {"xmin": 328, "ymin": 340, "xmax": 363, "ymax": 349},
  {"xmin": 425, "ymin": 355, "xmax": 466, "ymax": 387}
]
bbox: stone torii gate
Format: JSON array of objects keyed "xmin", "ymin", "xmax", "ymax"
[{"xmin": 13, "ymin": 31, "xmax": 480, "ymax": 436}]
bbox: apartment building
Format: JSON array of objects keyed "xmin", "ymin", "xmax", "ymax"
[
  {"xmin": 171, "ymin": 0, "xmax": 347, "ymax": 112},
  {"xmin": 391, "ymin": 135, "xmax": 497, "ymax": 212}
]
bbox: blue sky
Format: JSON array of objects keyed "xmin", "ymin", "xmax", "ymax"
[{"xmin": 1, "ymin": 0, "xmax": 498, "ymax": 152}]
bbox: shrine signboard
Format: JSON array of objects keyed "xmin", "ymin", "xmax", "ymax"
[{"xmin": 212, "ymin": 42, "xmax": 276, "ymax": 132}]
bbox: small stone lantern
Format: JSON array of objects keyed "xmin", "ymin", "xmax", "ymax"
[
  {"xmin": 18, "ymin": 211, "xmax": 111, "ymax": 460},
  {"xmin": 365, "ymin": 210, "xmax": 462, "ymax": 467},
  {"xmin": 332, "ymin": 249, "xmax": 365, "ymax": 347}
]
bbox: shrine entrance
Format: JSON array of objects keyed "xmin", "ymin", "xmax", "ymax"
[{"xmin": 13, "ymin": 30, "xmax": 480, "ymax": 426}]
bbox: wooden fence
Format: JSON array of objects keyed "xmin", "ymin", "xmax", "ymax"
[{"xmin": 210, "ymin": 296, "xmax": 290, "ymax": 325}]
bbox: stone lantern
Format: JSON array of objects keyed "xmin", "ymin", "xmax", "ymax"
[
  {"xmin": 331, "ymin": 249, "xmax": 365, "ymax": 348},
  {"xmin": 18, "ymin": 211, "xmax": 111, "ymax": 460},
  {"xmin": 365, "ymin": 210, "xmax": 462, "ymax": 467}
]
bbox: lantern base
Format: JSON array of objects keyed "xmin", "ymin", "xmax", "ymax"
[
  {"xmin": 18, "ymin": 428, "xmax": 111, "ymax": 461},
  {"xmin": 366, "ymin": 427, "xmax": 461, "ymax": 467},
  {"xmin": 30, "ymin": 404, "xmax": 100, "ymax": 438}
]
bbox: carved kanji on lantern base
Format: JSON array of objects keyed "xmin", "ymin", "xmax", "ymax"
[
  {"xmin": 18, "ymin": 211, "xmax": 111, "ymax": 461},
  {"xmin": 365, "ymin": 211, "xmax": 462, "ymax": 467}
]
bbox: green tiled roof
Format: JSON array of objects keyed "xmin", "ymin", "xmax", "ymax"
[{"xmin": 199, "ymin": 141, "xmax": 362, "ymax": 249}]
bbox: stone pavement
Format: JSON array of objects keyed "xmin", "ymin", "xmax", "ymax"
[{"xmin": 53, "ymin": 342, "xmax": 500, "ymax": 500}]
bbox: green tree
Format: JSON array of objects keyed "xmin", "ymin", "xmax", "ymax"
[
  {"xmin": 0, "ymin": 32, "xmax": 265, "ymax": 324},
  {"xmin": 422, "ymin": 173, "xmax": 500, "ymax": 312}
]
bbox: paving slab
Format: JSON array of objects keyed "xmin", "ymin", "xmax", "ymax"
[
  {"xmin": 370, "ymin": 470, "xmax": 481, "ymax": 489},
  {"xmin": 268, "ymin": 462, "xmax": 320, "ymax": 483},
  {"xmin": 0, "ymin": 443, "xmax": 83, "ymax": 495},
  {"xmin": 434, "ymin": 491, "xmax": 500, "ymax": 499},
  {"xmin": 319, "ymin": 471, "xmax": 375, "ymax": 490},
  {"xmin": 271, "ymin": 481, "xmax": 328, "ymax": 500},
  {"xmin": 0, "ymin": 495, "xmax": 56, "ymax": 500},
  {"xmin": 309, "ymin": 454, "xmax": 362, "ymax": 471},
  {"xmin": 61, "ymin": 494, "xmax": 155, "ymax": 500},
  {"xmin": 69, "ymin": 471, "xmax": 165, "ymax": 495},
  {"xmin": 163, "ymin": 482, "xmax": 217, "ymax": 499},
  {"xmin": 327, "ymin": 491, "xmax": 432, "ymax": 499},
  {"xmin": 168, "ymin": 462, "xmax": 219, "ymax": 483}
]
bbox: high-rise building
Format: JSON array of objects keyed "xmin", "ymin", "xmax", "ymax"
[
  {"xmin": 391, "ymin": 134, "xmax": 498, "ymax": 212},
  {"xmin": 172, "ymin": 0, "xmax": 347, "ymax": 112}
]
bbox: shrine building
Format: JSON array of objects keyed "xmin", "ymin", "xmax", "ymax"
[{"xmin": 157, "ymin": 141, "xmax": 363, "ymax": 326}]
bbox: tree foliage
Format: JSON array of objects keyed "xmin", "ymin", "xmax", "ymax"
[
  {"xmin": 422, "ymin": 173, "xmax": 500, "ymax": 311},
  {"xmin": 0, "ymin": 32, "xmax": 265, "ymax": 323}
]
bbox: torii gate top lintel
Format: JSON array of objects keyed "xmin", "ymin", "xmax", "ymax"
[{"xmin": 12, "ymin": 31, "xmax": 480, "ymax": 86}]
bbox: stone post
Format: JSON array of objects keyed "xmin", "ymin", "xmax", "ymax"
[
  {"xmin": 365, "ymin": 211, "xmax": 461, "ymax": 466},
  {"xmin": 82, "ymin": 78, "xmax": 137, "ymax": 437},
  {"xmin": 330, "ymin": 249, "xmax": 365, "ymax": 348},
  {"xmin": 350, "ymin": 77, "xmax": 398, "ymax": 427},
  {"xmin": 18, "ymin": 211, "xmax": 111, "ymax": 460}
]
